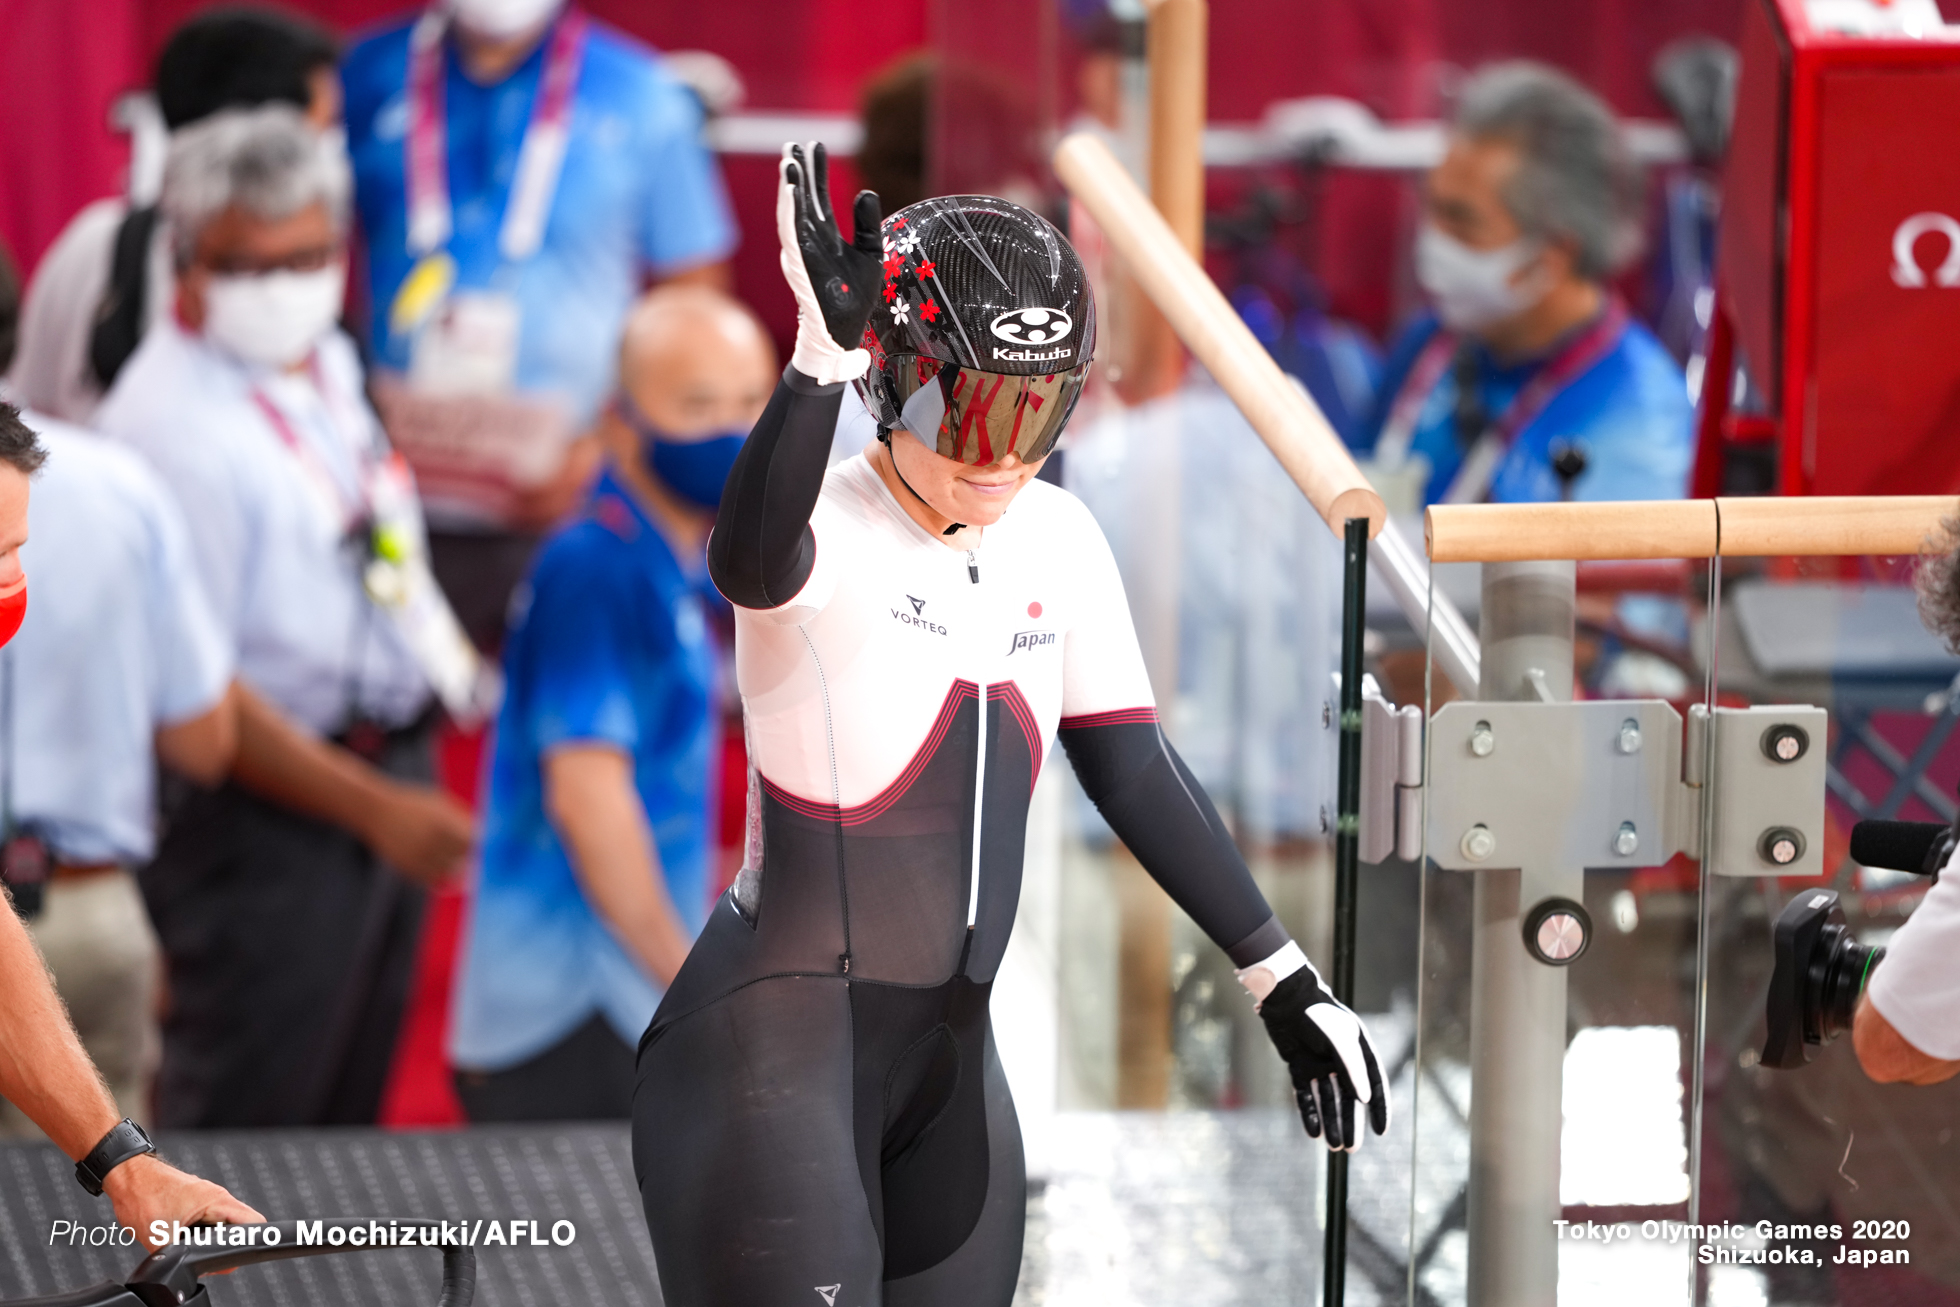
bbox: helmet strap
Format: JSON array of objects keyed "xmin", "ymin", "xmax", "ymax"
[{"xmin": 878, "ymin": 428, "xmax": 966, "ymax": 536}]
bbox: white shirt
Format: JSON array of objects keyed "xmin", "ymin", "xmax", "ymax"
[
  {"xmin": 6, "ymin": 198, "xmax": 173, "ymax": 425},
  {"xmin": 96, "ymin": 319, "xmax": 434, "ymax": 734},
  {"xmin": 1867, "ymin": 848, "xmax": 1960, "ymax": 1059},
  {"xmin": 5, "ymin": 415, "xmax": 231, "ymax": 863}
]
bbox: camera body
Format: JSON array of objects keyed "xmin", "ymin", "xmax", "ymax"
[
  {"xmin": 1761, "ymin": 888, "xmax": 1881, "ymax": 1068},
  {"xmin": 1759, "ymin": 817, "xmax": 1951, "ymax": 1070}
]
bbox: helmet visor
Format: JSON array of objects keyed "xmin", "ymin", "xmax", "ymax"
[{"xmin": 886, "ymin": 356, "xmax": 1090, "ymax": 467}]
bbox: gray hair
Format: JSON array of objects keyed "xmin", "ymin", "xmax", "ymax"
[
  {"xmin": 1917, "ymin": 516, "xmax": 1960, "ymax": 653},
  {"xmin": 161, "ymin": 103, "xmax": 350, "ymax": 266},
  {"xmin": 1453, "ymin": 61, "xmax": 1643, "ymax": 280}
]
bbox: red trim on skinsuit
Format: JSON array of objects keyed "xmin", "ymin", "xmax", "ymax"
[
  {"xmin": 760, "ymin": 680, "xmax": 982, "ymax": 825},
  {"xmin": 1058, "ymin": 706, "xmax": 1159, "ymax": 730},
  {"xmin": 989, "ymin": 681, "xmax": 1043, "ymax": 795}
]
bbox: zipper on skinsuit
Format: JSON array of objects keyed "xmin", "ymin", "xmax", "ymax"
[{"xmin": 967, "ymin": 544, "xmax": 985, "ymax": 931}]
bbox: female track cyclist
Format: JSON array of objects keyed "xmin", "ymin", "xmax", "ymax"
[{"xmin": 632, "ymin": 143, "xmax": 1390, "ymax": 1307}]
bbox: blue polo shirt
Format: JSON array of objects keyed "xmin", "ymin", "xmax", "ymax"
[
  {"xmin": 1358, "ymin": 311, "xmax": 1695, "ymax": 504},
  {"xmin": 341, "ymin": 13, "xmax": 737, "ymax": 426},
  {"xmin": 450, "ymin": 470, "xmax": 717, "ymax": 1069}
]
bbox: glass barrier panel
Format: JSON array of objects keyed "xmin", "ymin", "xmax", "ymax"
[
  {"xmin": 1696, "ymin": 551, "xmax": 1960, "ymax": 1306},
  {"xmin": 1416, "ymin": 554, "xmax": 1718, "ymax": 1307}
]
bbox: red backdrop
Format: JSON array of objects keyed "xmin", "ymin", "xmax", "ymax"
[
  {"xmin": 0, "ymin": 0, "xmax": 1749, "ymax": 1127},
  {"xmin": 0, "ymin": 0, "xmax": 1748, "ymax": 310}
]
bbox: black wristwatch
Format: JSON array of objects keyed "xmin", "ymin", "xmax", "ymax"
[{"xmin": 75, "ymin": 1118, "xmax": 156, "ymax": 1197}]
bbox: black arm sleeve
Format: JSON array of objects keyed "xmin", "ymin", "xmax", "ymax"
[
  {"xmin": 707, "ymin": 365, "xmax": 847, "ymax": 610},
  {"xmin": 1059, "ymin": 719, "xmax": 1292, "ymax": 968}
]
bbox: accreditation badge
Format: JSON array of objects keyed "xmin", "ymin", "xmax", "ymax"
[
  {"xmin": 377, "ymin": 276, "xmax": 572, "ymax": 526},
  {"xmin": 409, "ymin": 289, "xmax": 522, "ymax": 397}
]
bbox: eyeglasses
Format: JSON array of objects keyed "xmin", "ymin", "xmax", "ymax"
[
  {"xmin": 199, "ymin": 244, "xmax": 340, "ymax": 277},
  {"xmin": 873, "ymin": 355, "xmax": 1091, "ymax": 466}
]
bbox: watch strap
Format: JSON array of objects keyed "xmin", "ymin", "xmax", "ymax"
[{"xmin": 75, "ymin": 1118, "xmax": 155, "ymax": 1197}]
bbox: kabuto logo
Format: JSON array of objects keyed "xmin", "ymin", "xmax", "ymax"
[
  {"xmin": 1006, "ymin": 629, "xmax": 1057, "ymax": 656},
  {"xmin": 991, "ymin": 345, "xmax": 1072, "ymax": 363},
  {"xmin": 989, "ymin": 307, "xmax": 1073, "ymax": 346}
]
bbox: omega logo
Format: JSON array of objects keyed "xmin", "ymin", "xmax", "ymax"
[{"xmin": 1891, "ymin": 212, "xmax": 1960, "ymax": 288}]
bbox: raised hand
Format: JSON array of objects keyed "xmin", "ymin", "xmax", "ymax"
[{"xmin": 777, "ymin": 141, "xmax": 882, "ymax": 383}]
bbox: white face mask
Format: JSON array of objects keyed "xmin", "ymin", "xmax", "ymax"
[
  {"xmin": 202, "ymin": 263, "xmax": 346, "ymax": 370},
  {"xmin": 446, "ymin": 0, "xmax": 563, "ymax": 40},
  {"xmin": 1414, "ymin": 223, "xmax": 1551, "ymax": 333}
]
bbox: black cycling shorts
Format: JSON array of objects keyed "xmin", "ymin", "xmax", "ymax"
[{"xmin": 634, "ymin": 971, "xmax": 1025, "ymax": 1307}]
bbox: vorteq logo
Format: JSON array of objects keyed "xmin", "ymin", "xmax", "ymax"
[{"xmin": 893, "ymin": 599, "xmax": 947, "ymax": 636}]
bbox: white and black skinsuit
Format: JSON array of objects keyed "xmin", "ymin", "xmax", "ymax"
[{"xmin": 630, "ymin": 364, "xmax": 1301, "ymax": 1307}]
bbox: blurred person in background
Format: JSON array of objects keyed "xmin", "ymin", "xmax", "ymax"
[
  {"xmin": 0, "ymin": 396, "xmax": 264, "ymax": 1243},
  {"xmin": 0, "ymin": 253, "xmax": 235, "ymax": 1141},
  {"xmin": 826, "ymin": 51, "xmax": 935, "ymax": 467},
  {"xmin": 8, "ymin": 5, "xmax": 340, "ymax": 424},
  {"xmin": 342, "ymin": 0, "xmax": 738, "ymax": 650},
  {"xmin": 856, "ymin": 53, "xmax": 932, "ymax": 215},
  {"xmin": 95, "ymin": 106, "xmax": 479, "ymax": 1129},
  {"xmin": 1856, "ymin": 531, "xmax": 1960, "ymax": 1086},
  {"xmin": 449, "ymin": 285, "xmax": 772, "ymax": 1122},
  {"xmin": 1357, "ymin": 61, "xmax": 1693, "ymax": 510}
]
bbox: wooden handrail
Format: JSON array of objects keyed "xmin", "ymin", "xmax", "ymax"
[
  {"xmin": 1053, "ymin": 132, "xmax": 1387, "ymax": 539},
  {"xmin": 1146, "ymin": 0, "xmax": 1207, "ymax": 259},
  {"xmin": 1425, "ymin": 496, "xmax": 1958, "ymax": 562}
]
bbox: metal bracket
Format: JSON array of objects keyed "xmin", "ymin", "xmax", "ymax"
[
  {"xmin": 1706, "ymin": 704, "xmax": 1829, "ymax": 877},
  {"xmin": 1413, "ymin": 698, "xmax": 1827, "ymax": 883},
  {"xmin": 1426, "ymin": 699, "xmax": 1692, "ymax": 887},
  {"xmin": 1357, "ymin": 676, "xmax": 1424, "ymax": 864}
]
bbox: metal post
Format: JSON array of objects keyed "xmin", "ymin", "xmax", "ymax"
[
  {"xmin": 1465, "ymin": 560, "xmax": 1578, "ymax": 1307},
  {"xmin": 1323, "ymin": 517, "xmax": 1368, "ymax": 1307}
]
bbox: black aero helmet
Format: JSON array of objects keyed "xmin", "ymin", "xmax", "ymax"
[{"xmin": 856, "ymin": 196, "xmax": 1095, "ymax": 466}]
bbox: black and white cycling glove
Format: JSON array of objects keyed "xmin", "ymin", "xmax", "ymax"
[
  {"xmin": 776, "ymin": 140, "xmax": 882, "ymax": 384},
  {"xmin": 1240, "ymin": 942, "xmax": 1390, "ymax": 1152}
]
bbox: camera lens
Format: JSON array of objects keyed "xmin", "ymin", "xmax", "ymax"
[{"xmin": 1805, "ymin": 916, "xmax": 1882, "ymax": 1046}]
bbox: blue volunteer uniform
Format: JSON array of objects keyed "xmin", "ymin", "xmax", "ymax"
[
  {"xmin": 450, "ymin": 469, "xmax": 718, "ymax": 1074},
  {"xmin": 1359, "ymin": 309, "xmax": 1695, "ymax": 504},
  {"xmin": 341, "ymin": 13, "xmax": 738, "ymax": 426}
]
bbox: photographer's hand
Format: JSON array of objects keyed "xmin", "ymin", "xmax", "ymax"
[{"xmin": 1854, "ymin": 993, "xmax": 1960, "ymax": 1085}]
